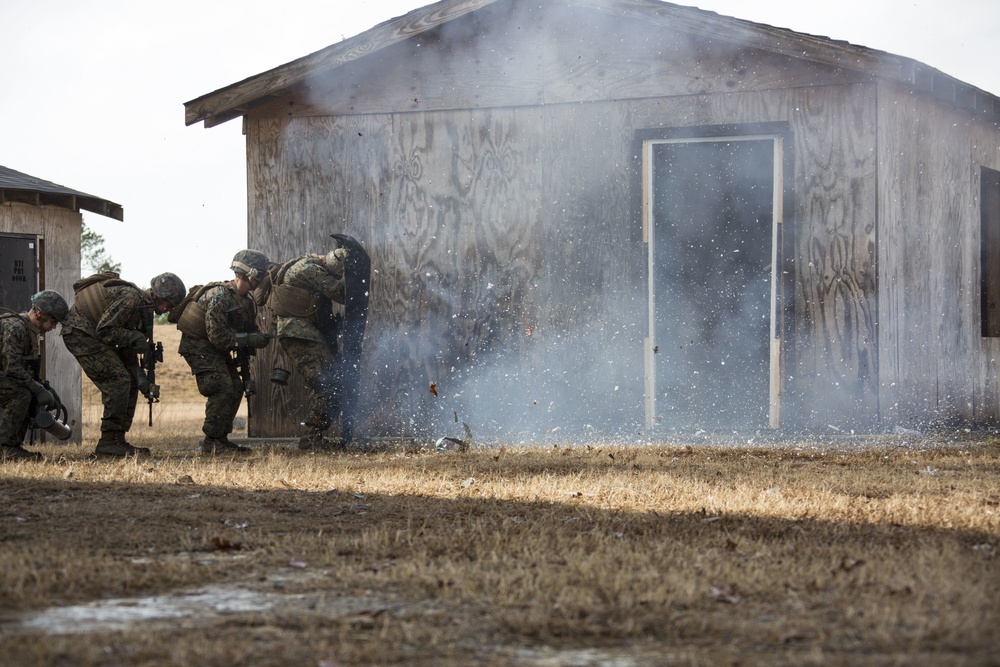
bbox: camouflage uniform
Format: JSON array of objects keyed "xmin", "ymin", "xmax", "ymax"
[
  {"xmin": 62, "ymin": 283, "xmax": 151, "ymax": 435},
  {"xmin": 271, "ymin": 254, "xmax": 346, "ymax": 447},
  {"xmin": 177, "ymin": 281, "xmax": 260, "ymax": 442},
  {"xmin": 0, "ymin": 311, "xmax": 39, "ymax": 451}
]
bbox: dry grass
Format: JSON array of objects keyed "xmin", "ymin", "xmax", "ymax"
[{"xmin": 1, "ymin": 325, "xmax": 999, "ymax": 665}]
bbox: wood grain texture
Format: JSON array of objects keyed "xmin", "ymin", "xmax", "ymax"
[
  {"xmin": 878, "ymin": 80, "xmax": 1000, "ymax": 427},
  {"xmin": 630, "ymin": 84, "xmax": 879, "ymax": 429}
]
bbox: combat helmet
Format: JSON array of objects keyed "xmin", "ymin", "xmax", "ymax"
[
  {"xmin": 30, "ymin": 290, "xmax": 70, "ymax": 322},
  {"xmin": 230, "ymin": 249, "xmax": 270, "ymax": 283},
  {"xmin": 150, "ymin": 272, "xmax": 186, "ymax": 309},
  {"xmin": 324, "ymin": 247, "xmax": 348, "ymax": 275}
]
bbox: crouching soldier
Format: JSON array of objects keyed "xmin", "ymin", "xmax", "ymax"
[
  {"xmin": 173, "ymin": 250, "xmax": 271, "ymax": 455},
  {"xmin": 0, "ymin": 290, "xmax": 69, "ymax": 461},
  {"xmin": 264, "ymin": 246, "xmax": 350, "ymax": 450},
  {"xmin": 62, "ymin": 272, "xmax": 186, "ymax": 457}
]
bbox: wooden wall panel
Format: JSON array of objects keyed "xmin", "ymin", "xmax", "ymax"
[
  {"xmin": 972, "ymin": 123, "xmax": 1000, "ymax": 422},
  {"xmin": 247, "ymin": 82, "xmax": 885, "ymax": 438},
  {"xmin": 879, "ymin": 80, "xmax": 1000, "ymax": 427}
]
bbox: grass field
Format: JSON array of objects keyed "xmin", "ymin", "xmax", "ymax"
[{"xmin": 1, "ymin": 327, "xmax": 999, "ymax": 665}]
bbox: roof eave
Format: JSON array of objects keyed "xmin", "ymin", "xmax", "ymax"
[{"xmin": 184, "ymin": 0, "xmax": 501, "ymax": 128}]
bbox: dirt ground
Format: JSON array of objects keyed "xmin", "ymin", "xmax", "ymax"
[{"xmin": 0, "ymin": 325, "xmax": 998, "ymax": 666}]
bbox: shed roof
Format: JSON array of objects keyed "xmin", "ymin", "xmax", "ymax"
[
  {"xmin": 0, "ymin": 165, "xmax": 124, "ymax": 221},
  {"xmin": 185, "ymin": 0, "xmax": 1000, "ymax": 128}
]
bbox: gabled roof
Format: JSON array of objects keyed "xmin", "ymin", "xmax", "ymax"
[
  {"xmin": 0, "ymin": 165, "xmax": 124, "ymax": 221},
  {"xmin": 185, "ymin": 0, "xmax": 1000, "ymax": 128}
]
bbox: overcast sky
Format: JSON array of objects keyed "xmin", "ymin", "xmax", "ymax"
[{"xmin": 2, "ymin": 0, "xmax": 997, "ymax": 290}]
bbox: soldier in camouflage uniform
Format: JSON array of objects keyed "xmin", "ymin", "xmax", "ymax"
[
  {"xmin": 0, "ymin": 290, "xmax": 69, "ymax": 461},
  {"xmin": 264, "ymin": 247, "xmax": 348, "ymax": 450},
  {"xmin": 61, "ymin": 272, "xmax": 186, "ymax": 457},
  {"xmin": 174, "ymin": 250, "xmax": 271, "ymax": 455}
]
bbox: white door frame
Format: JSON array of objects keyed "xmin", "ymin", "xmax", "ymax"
[{"xmin": 642, "ymin": 134, "xmax": 784, "ymax": 430}]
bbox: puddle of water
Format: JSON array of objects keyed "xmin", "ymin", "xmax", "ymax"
[{"xmin": 19, "ymin": 585, "xmax": 281, "ymax": 634}]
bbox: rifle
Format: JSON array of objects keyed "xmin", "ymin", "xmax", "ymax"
[
  {"xmin": 233, "ymin": 346, "xmax": 256, "ymax": 420},
  {"xmin": 140, "ymin": 309, "xmax": 163, "ymax": 426}
]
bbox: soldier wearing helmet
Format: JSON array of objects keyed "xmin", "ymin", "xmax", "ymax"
[
  {"xmin": 261, "ymin": 241, "xmax": 353, "ymax": 451},
  {"xmin": 0, "ymin": 290, "xmax": 69, "ymax": 461},
  {"xmin": 61, "ymin": 270, "xmax": 185, "ymax": 457},
  {"xmin": 175, "ymin": 250, "xmax": 272, "ymax": 455}
]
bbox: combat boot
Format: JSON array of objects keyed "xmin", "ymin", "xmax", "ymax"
[
  {"xmin": 201, "ymin": 435, "xmax": 250, "ymax": 455},
  {"xmin": 95, "ymin": 431, "xmax": 150, "ymax": 458},
  {"xmin": 1, "ymin": 445, "xmax": 43, "ymax": 462}
]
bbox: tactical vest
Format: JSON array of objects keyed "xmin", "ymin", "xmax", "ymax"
[
  {"xmin": 169, "ymin": 282, "xmax": 228, "ymax": 339},
  {"xmin": 266, "ymin": 257, "xmax": 325, "ymax": 319},
  {"xmin": 72, "ymin": 272, "xmax": 137, "ymax": 324}
]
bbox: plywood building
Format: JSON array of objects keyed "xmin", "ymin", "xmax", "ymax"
[
  {"xmin": 0, "ymin": 165, "xmax": 124, "ymax": 443},
  {"xmin": 185, "ymin": 0, "xmax": 1000, "ymax": 440}
]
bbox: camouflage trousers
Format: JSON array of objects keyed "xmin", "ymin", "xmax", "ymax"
[
  {"xmin": 181, "ymin": 350, "xmax": 243, "ymax": 439},
  {"xmin": 62, "ymin": 331, "xmax": 139, "ymax": 433},
  {"xmin": 0, "ymin": 377, "xmax": 31, "ymax": 447},
  {"xmin": 279, "ymin": 337, "xmax": 339, "ymax": 434}
]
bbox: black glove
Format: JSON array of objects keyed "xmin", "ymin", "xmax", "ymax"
[
  {"xmin": 126, "ymin": 330, "xmax": 147, "ymax": 353},
  {"xmin": 135, "ymin": 366, "xmax": 160, "ymax": 400},
  {"xmin": 235, "ymin": 332, "xmax": 271, "ymax": 349},
  {"xmin": 30, "ymin": 381, "xmax": 56, "ymax": 409}
]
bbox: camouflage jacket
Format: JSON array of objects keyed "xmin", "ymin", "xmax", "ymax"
[
  {"xmin": 0, "ymin": 311, "xmax": 38, "ymax": 387},
  {"xmin": 274, "ymin": 255, "xmax": 345, "ymax": 343},
  {"xmin": 61, "ymin": 284, "xmax": 152, "ymax": 351},
  {"xmin": 178, "ymin": 281, "xmax": 258, "ymax": 356}
]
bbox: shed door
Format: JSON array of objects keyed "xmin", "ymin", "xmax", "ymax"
[
  {"xmin": 0, "ymin": 234, "xmax": 38, "ymax": 312},
  {"xmin": 644, "ymin": 136, "xmax": 783, "ymax": 431}
]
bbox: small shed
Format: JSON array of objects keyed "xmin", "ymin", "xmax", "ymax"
[
  {"xmin": 185, "ymin": 0, "xmax": 1000, "ymax": 440},
  {"xmin": 0, "ymin": 165, "xmax": 124, "ymax": 443}
]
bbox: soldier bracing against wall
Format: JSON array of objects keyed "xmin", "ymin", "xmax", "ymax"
[
  {"xmin": 262, "ymin": 245, "xmax": 351, "ymax": 450},
  {"xmin": 172, "ymin": 250, "xmax": 271, "ymax": 455},
  {"xmin": 61, "ymin": 272, "xmax": 185, "ymax": 457},
  {"xmin": 0, "ymin": 290, "xmax": 70, "ymax": 461}
]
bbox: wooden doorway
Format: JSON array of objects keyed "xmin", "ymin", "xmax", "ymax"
[{"xmin": 643, "ymin": 134, "xmax": 784, "ymax": 430}]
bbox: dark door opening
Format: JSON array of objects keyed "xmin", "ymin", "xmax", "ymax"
[
  {"xmin": 646, "ymin": 137, "xmax": 778, "ymax": 430},
  {"xmin": 0, "ymin": 234, "xmax": 38, "ymax": 312}
]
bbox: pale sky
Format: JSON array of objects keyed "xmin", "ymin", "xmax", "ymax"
[{"xmin": 2, "ymin": 0, "xmax": 998, "ymax": 290}]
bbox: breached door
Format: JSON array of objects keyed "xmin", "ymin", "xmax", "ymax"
[{"xmin": 643, "ymin": 134, "xmax": 784, "ymax": 430}]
